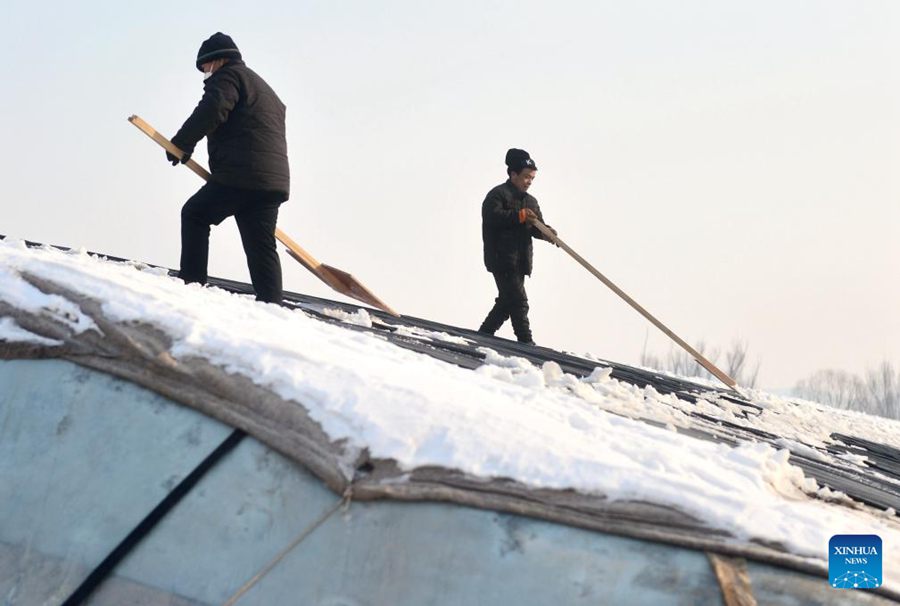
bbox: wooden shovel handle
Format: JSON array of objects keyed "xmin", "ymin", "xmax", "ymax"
[
  {"xmin": 532, "ymin": 220, "xmax": 737, "ymax": 389},
  {"xmin": 128, "ymin": 115, "xmax": 210, "ymax": 181}
]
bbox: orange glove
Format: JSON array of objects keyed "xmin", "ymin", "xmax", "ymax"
[{"xmin": 519, "ymin": 208, "xmax": 538, "ymax": 224}]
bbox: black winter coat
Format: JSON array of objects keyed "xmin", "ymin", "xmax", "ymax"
[
  {"xmin": 172, "ymin": 60, "xmax": 290, "ymax": 199},
  {"xmin": 481, "ymin": 180, "xmax": 549, "ymax": 276}
]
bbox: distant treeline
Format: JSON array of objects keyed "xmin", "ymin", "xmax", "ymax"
[
  {"xmin": 640, "ymin": 340, "xmax": 898, "ymax": 421},
  {"xmin": 793, "ymin": 361, "xmax": 899, "ymax": 421}
]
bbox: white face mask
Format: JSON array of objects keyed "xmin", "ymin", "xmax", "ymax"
[{"xmin": 203, "ymin": 70, "xmax": 213, "ymax": 81}]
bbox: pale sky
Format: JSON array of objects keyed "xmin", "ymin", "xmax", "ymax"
[{"xmin": 1, "ymin": 1, "xmax": 897, "ymax": 389}]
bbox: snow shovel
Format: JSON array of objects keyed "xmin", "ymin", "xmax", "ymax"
[
  {"xmin": 127, "ymin": 114, "xmax": 400, "ymax": 317},
  {"xmin": 531, "ymin": 219, "xmax": 738, "ymax": 389}
]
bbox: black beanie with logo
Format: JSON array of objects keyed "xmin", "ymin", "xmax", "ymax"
[
  {"xmin": 505, "ymin": 148, "xmax": 537, "ymax": 173},
  {"xmin": 196, "ymin": 32, "xmax": 242, "ymax": 71}
]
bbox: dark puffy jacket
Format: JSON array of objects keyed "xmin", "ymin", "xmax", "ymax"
[
  {"xmin": 172, "ymin": 60, "xmax": 290, "ymax": 199},
  {"xmin": 481, "ymin": 180, "xmax": 549, "ymax": 275}
]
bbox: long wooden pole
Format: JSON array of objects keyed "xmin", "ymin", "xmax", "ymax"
[{"xmin": 531, "ymin": 220, "xmax": 737, "ymax": 389}]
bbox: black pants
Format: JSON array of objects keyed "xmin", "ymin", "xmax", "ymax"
[
  {"xmin": 180, "ymin": 182, "xmax": 284, "ymax": 304},
  {"xmin": 478, "ymin": 271, "xmax": 532, "ymax": 343}
]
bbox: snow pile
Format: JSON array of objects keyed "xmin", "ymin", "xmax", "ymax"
[
  {"xmin": 391, "ymin": 324, "xmax": 471, "ymax": 345},
  {"xmin": 1, "ymin": 238, "xmax": 899, "ymax": 587},
  {"xmin": 322, "ymin": 306, "xmax": 374, "ymax": 328}
]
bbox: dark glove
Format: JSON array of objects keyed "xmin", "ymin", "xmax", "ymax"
[{"xmin": 166, "ymin": 150, "xmax": 191, "ymax": 166}]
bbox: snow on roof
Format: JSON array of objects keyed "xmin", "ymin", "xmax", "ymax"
[{"xmin": 2, "ymin": 237, "xmax": 899, "ymax": 592}]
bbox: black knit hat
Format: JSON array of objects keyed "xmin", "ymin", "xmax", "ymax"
[
  {"xmin": 505, "ymin": 148, "xmax": 537, "ymax": 173},
  {"xmin": 196, "ymin": 32, "xmax": 242, "ymax": 71}
]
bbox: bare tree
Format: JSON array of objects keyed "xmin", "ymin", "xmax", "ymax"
[
  {"xmin": 724, "ymin": 339, "xmax": 760, "ymax": 388},
  {"xmin": 794, "ymin": 361, "xmax": 900, "ymax": 420},
  {"xmin": 794, "ymin": 369, "xmax": 866, "ymax": 410},
  {"xmin": 640, "ymin": 338, "xmax": 760, "ymax": 388},
  {"xmin": 864, "ymin": 361, "xmax": 899, "ymax": 419}
]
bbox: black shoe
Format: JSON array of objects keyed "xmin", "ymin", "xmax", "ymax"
[{"xmin": 519, "ymin": 340, "xmax": 536, "ymax": 346}]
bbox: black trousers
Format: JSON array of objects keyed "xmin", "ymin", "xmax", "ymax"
[
  {"xmin": 478, "ymin": 271, "xmax": 532, "ymax": 343},
  {"xmin": 180, "ymin": 182, "xmax": 284, "ymax": 304}
]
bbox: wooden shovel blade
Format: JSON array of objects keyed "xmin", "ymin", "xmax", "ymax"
[
  {"xmin": 283, "ymin": 248, "xmax": 399, "ymax": 316},
  {"xmin": 322, "ymin": 263, "xmax": 399, "ymax": 316}
]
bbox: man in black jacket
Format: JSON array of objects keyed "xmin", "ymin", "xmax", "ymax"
[
  {"xmin": 478, "ymin": 149, "xmax": 555, "ymax": 345},
  {"xmin": 168, "ymin": 32, "xmax": 290, "ymax": 304}
]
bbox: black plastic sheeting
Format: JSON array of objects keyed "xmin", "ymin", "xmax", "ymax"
[{"xmin": 5, "ymin": 237, "xmax": 899, "ymax": 518}]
